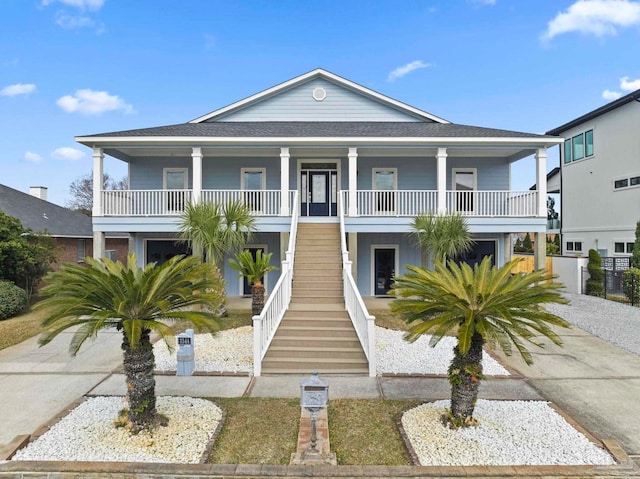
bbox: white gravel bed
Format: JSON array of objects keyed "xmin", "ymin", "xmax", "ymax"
[
  {"xmin": 548, "ymin": 292, "xmax": 640, "ymax": 356},
  {"xmin": 153, "ymin": 326, "xmax": 509, "ymax": 376},
  {"xmin": 375, "ymin": 326, "xmax": 509, "ymax": 376},
  {"xmin": 402, "ymin": 399, "xmax": 615, "ymax": 466},
  {"xmin": 12, "ymin": 396, "xmax": 222, "ymax": 463},
  {"xmin": 154, "ymin": 326, "xmax": 253, "ymax": 373}
]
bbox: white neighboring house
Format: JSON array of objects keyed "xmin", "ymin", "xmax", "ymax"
[{"xmin": 547, "ymin": 89, "xmax": 640, "ymax": 258}]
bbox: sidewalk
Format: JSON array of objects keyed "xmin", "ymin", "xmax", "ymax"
[{"xmin": 1, "ymin": 295, "xmax": 639, "ymax": 475}]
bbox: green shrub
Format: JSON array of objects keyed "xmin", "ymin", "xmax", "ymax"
[
  {"xmin": 623, "ymin": 268, "xmax": 640, "ymax": 305},
  {"xmin": 0, "ymin": 280, "xmax": 28, "ymax": 320},
  {"xmin": 586, "ymin": 249, "xmax": 604, "ymax": 297}
]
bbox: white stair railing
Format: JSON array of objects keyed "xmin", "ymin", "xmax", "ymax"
[
  {"xmin": 252, "ymin": 191, "xmax": 300, "ymax": 376},
  {"xmin": 339, "ymin": 195, "xmax": 377, "ymax": 377}
]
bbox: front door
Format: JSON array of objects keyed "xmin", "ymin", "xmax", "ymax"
[
  {"xmin": 374, "ymin": 248, "xmax": 396, "ymax": 296},
  {"xmin": 301, "ymin": 170, "xmax": 337, "ymax": 216}
]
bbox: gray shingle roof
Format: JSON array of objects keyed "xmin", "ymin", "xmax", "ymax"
[
  {"xmin": 0, "ymin": 184, "xmax": 92, "ymax": 237},
  {"xmin": 81, "ymin": 121, "xmax": 554, "ymax": 140}
]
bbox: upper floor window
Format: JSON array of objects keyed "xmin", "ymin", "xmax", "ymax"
[
  {"xmin": 566, "ymin": 241, "xmax": 583, "ymax": 252},
  {"xmin": 614, "ymin": 242, "xmax": 634, "ymax": 254},
  {"xmin": 563, "ymin": 129, "xmax": 593, "ymax": 164}
]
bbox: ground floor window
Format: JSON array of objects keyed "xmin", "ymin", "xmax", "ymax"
[
  {"xmin": 566, "ymin": 241, "xmax": 583, "ymax": 253},
  {"xmin": 614, "ymin": 242, "xmax": 634, "ymax": 254},
  {"xmin": 455, "ymin": 240, "xmax": 496, "ymax": 268},
  {"xmin": 146, "ymin": 239, "xmax": 190, "ymax": 265}
]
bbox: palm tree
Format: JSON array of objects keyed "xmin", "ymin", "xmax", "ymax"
[
  {"xmin": 229, "ymin": 249, "xmax": 278, "ymax": 315},
  {"xmin": 36, "ymin": 254, "xmax": 224, "ymax": 433},
  {"xmin": 178, "ymin": 200, "xmax": 257, "ymax": 266},
  {"xmin": 178, "ymin": 200, "xmax": 257, "ymax": 316},
  {"xmin": 390, "ymin": 257, "xmax": 570, "ymax": 427},
  {"xmin": 410, "ymin": 213, "xmax": 474, "ymax": 266}
]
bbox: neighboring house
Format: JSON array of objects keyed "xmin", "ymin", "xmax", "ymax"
[
  {"xmin": 77, "ymin": 68, "xmax": 559, "ymax": 296},
  {"xmin": 0, "ymin": 184, "xmax": 127, "ymax": 266},
  {"xmin": 547, "ymin": 89, "xmax": 640, "ymax": 258}
]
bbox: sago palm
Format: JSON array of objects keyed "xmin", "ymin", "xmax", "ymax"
[
  {"xmin": 36, "ymin": 254, "xmax": 224, "ymax": 433},
  {"xmin": 229, "ymin": 249, "xmax": 278, "ymax": 315},
  {"xmin": 390, "ymin": 257, "xmax": 570, "ymax": 427},
  {"xmin": 410, "ymin": 213, "xmax": 474, "ymax": 266}
]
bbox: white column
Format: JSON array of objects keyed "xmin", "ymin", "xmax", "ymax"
[
  {"xmin": 92, "ymin": 148, "xmax": 104, "ymax": 217},
  {"xmin": 436, "ymin": 148, "xmax": 447, "ymax": 214},
  {"xmin": 535, "ymin": 148, "xmax": 547, "ymax": 218},
  {"xmin": 534, "ymin": 232, "xmax": 547, "ymax": 271},
  {"xmin": 93, "ymin": 231, "xmax": 105, "ymax": 259},
  {"xmin": 192, "ymin": 147, "xmax": 203, "ymax": 204},
  {"xmin": 280, "ymin": 147, "xmax": 290, "ymax": 216},
  {"xmin": 348, "ymin": 147, "xmax": 358, "ymax": 217}
]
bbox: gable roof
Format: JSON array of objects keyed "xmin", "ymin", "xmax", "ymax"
[
  {"xmin": 189, "ymin": 68, "xmax": 450, "ymax": 124},
  {"xmin": 0, "ymin": 184, "xmax": 93, "ymax": 238},
  {"xmin": 547, "ymin": 88, "xmax": 640, "ymax": 135}
]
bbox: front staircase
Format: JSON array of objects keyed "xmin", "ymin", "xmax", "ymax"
[{"xmin": 261, "ymin": 223, "xmax": 369, "ymax": 375}]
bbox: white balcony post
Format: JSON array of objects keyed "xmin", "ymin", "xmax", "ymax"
[
  {"xmin": 436, "ymin": 148, "xmax": 447, "ymax": 214},
  {"xmin": 92, "ymin": 147, "xmax": 104, "ymax": 217},
  {"xmin": 348, "ymin": 147, "xmax": 358, "ymax": 217},
  {"xmin": 535, "ymin": 148, "xmax": 547, "ymax": 218},
  {"xmin": 192, "ymin": 147, "xmax": 203, "ymax": 204},
  {"xmin": 280, "ymin": 147, "xmax": 290, "ymax": 216}
]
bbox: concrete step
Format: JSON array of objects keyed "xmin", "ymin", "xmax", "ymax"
[
  {"xmin": 276, "ymin": 325, "xmax": 357, "ymax": 337},
  {"xmin": 270, "ymin": 336, "xmax": 362, "ymax": 349},
  {"xmin": 266, "ymin": 346, "xmax": 366, "ymax": 360}
]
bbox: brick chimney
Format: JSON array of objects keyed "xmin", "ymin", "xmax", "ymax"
[{"xmin": 29, "ymin": 186, "xmax": 48, "ymax": 201}]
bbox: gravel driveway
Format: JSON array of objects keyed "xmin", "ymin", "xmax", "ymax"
[{"xmin": 547, "ymin": 292, "xmax": 640, "ymax": 356}]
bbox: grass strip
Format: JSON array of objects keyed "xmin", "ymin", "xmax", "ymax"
[
  {"xmin": 209, "ymin": 397, "xmax": 301, "ymax": 464},
  {"xmin": 0, "ymin": 307, "xmax": 47, "ymax": 350},
  {"xmin": 329, "ymin": 399, "xmax": 421, "ymax": 465}
]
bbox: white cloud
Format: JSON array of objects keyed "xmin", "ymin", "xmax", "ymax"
[
  {"xmin": 602, "ymin": 89, "xmax": 622, "ymax": 100},
  {"xmin": 620, "ymin": 76, "xmax": 640, "ymax": 90},
  {"xmin": 24, "ymin": 152, "xmax": 43, "ymax": 163},
  {"xmin": 52, "ymin": 147, "xmax": 86, "ymax": 161},
  {"xmin": 56, "ymin": 89, "xmax": 133, "ymax": 115},
  {"xmin": 0, "ymin": 83, "xmax": 36, "ymax": 97},
  {"xmin": 542, "ymin": 0, "xmax": 640, "ymax": 41},
  {"xmin": 387, "ymin": 60, "xmax": 431, "ymax": 82},
  {"xmin": 42, "ymin": 0, "xmax": 105, "ymax": 10},
  {"xmin": 55, "ymin": 11, "xmax": 94, "ymax": 28}
]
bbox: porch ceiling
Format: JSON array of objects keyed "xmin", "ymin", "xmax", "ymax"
[{"xmin": 103, "ymin": 144, "xmax": 536, "ymax": 163}]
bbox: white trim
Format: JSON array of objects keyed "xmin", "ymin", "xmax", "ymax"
[
  {"xmin": 240, "ymin": 167, "xmax": 266, "ymax": 190},
  {"xmin": 238, "ymin": 244, "xmax": 269, "ymax": 296},
  {"xmin": 76, "ymin": 135, "xmax": 563, "ymax": 147},
  {"xmin": 372, "ymin": 167, "xmax": 398, "ymax": 190},
  {"xmin": 370, "ymin": 244, "xmax": 399, "ymax": 297},
  {"xmin": 163, "ymin": 168, "xmax": 188, "ymax": 189},
  {"xmin": 296, "ymin": 158, "xmax": 341, "ymax": 217},
  {"xmin": 188, "ymin": 68, "xmax": 450, "ymax": 124}
]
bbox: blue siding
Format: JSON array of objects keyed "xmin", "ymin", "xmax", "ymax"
[
  {"xmin": 203, "ymin": 157, "xmax": 280, "ymax": 189},
  {"xmin": 130, "ymin": 158, "xmax": 191, "ymax": 190},
  {"xmin": 448, "ymin": 158, "xmax": 509, "ymax": 190},
  {"xmin": 221, "ymin": 233, "xmax": 281, "ymax": 296},
  {"xmin": 354, "ymin": 232, "xmax": 506, "ymax": 296},
  {"xmin": 357, "ymin": 157, "xmax": 437, "ymax": 190},
  {"xmin": 216, "ymin": 78, "xmax": 424, "ymax": 122}
]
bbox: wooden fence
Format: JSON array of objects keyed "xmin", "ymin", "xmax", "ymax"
[{"xmin": 512, "ymin": 255, "xmax": 553, "ymax": 275}]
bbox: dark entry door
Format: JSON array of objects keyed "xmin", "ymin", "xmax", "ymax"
[
  {"xmin": 374, "ymin": 248, "xmax": 396, "ymax": 296},
  {"xmin": 308, "ymin": 171, "xmax": 329, "ymax": 216},
  {"xmin": 456, "ymin": 241, "xmax": 496, "ymax": 268},
  {"xmin": 242, "ymin": 247, "xmax": 264, "ymax": 296}
]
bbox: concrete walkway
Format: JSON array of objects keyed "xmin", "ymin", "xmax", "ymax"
[{"xmin": 1, "ymin": 296, "xmax": 640, "ymax": 476}]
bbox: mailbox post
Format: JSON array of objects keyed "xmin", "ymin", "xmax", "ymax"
[
  {"xmin": 176, "ymin": 329, "xmax": 195, "ymax": 376},
  {"xmin": 299, "ymin": 371, "xmax": 329, "ymax": 454}
]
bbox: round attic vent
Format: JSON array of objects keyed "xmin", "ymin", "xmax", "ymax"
[{"xmin": 312, "ymin": 87, "xmax": 327, "ymax": 101}]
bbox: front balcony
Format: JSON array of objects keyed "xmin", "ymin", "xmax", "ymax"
[
  {"xmin": 101, "ymin": 190, "xmax": 296, "ymax": 217},
  {"xmin": 343, "ymin": 190, "xmax": 539, "ymax": 217}
]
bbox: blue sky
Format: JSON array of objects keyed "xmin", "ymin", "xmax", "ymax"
[{"xmin": 1, "ymin": 0, "xmax": 639, "ymax": 206}]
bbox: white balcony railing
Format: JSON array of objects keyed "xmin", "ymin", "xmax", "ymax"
[
  {"xmin": 339, "ymin": 195, "xmax": 376, "ymax": 377},
  {"xmin": 101, "ymin": 189, "xmax": 295, "ymax": 216},
  {"xmin": 252, "ymin": 191, "xmax": 300, "ymax": 376},
  {"xmin": 342, "ymin": 190, "xmax": 539, "ymax": 217}
]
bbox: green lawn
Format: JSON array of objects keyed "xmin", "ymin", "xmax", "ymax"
[
  {"xmin": 0, "ymin": 306, "xmax": 48, "ymax": 350},
  {"xmin": 208, "ymin": 398, "xmax": 419, "ymax": 465}
]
